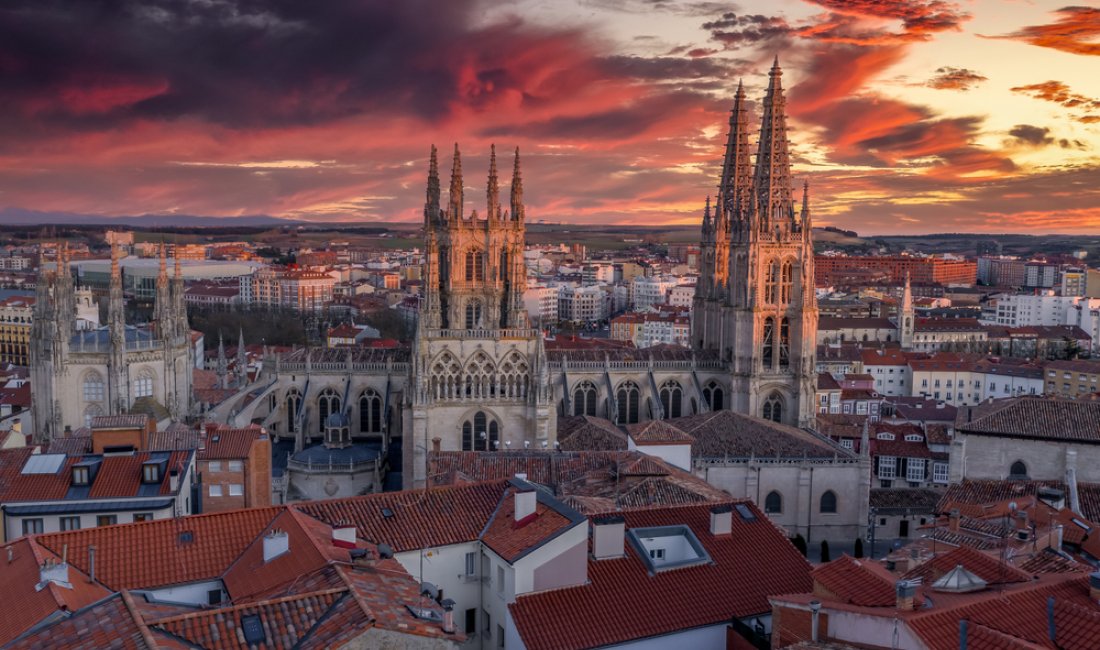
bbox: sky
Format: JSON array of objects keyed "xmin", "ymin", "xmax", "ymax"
[{"xmin": 0, "ymin": 0, "xmax": 1097, "ymax": 234}]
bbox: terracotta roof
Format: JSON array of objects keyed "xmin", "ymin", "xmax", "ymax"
[
  {"xmin": 0, "ymin": 537, "xmax": 110, "ymax": 645},
  {"xmin": 674, "ymin": 410, "xmax": 847, "ymax": 459},
  {"xmin": 956, "ymin": 397, "xmax": 1100, "ymax": 443},
  {"xmin": 557, "ymin": 416, "xmax": 628, "ymax": 451},
  {"xmin": 198, "ymin": 427, "xmax": 266, "ymax": 460},
  {"xmin": 5, "ymin": 593, "xmax": 152, "ymax": 650},
  {"xmin": 509, "ymin": 500, "xmax": 812, "ymax": 650},
  {"xmin": 297, "ymin": 480, "xmax": 507, "ymax": 552},
  {"xmin": 623, "ymin": 420, "xmax": 693, "ymax": 445},
  {"xmin": 811, "ymin": 555, "xmax": 897, "ymax": 606},
  {"xmin": 1017, "ymin": 549, "xmax": 1088, "ymax": 574},
  {"xmin": 903, "ymin": 545, "xmax": 1030, "ymax": 585},
  {"xmin": 481, "ymin": 486, "xmax": 581, "ymax": 562},
  {"xmin": 869, "ymin": 488, "xmax": 943, "ymax": 511},
  {"xmin": 34, "ymin": 507, "xmax": 283, "ymax": 590},
  {"xmin": 90, "ymin": 414, "xmax": 149, "ymax": 429}
]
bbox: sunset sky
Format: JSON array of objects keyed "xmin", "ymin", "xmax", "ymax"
[{"xmin": 0, "ymin": 0, "xmax": 1097, "ymax": 234}]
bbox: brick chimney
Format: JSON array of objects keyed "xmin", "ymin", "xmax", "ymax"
[
  {"xmin": 709, "ymin": 504, "xmax": 732, "ymax": 536},
  {"xmin": 949, "ymin": 509, "xmax": 960, "ymax": 532},
  {"xmin": 263, "ymin": 529, "xmax": 289, "ymax": 562},
  {"xmin": 592, "ymin": 515, "xmax": 625, "ymax": 560},
  {"xmin": 431, "ymin": 437, "xmax": 441, "ymax": 453},
  {"xmin": 896, "ymin": 580, "xmax": 917, "ymax": 612},
  {"xmin": 441, "ymin": 598, "xmax": 456, "ymax": 634},
  {"xmin": 514, "ymin": 488, "xmax": 537, "ymax": 524}
]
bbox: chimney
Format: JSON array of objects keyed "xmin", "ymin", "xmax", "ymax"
[
  {"xmin": 431, "ymin": 437, "xmax": 441, "ymax": 453},
  {"xmin": 169, "ymin": 468, "xmax": 180, "ymax": 493},
  {"xmin": 332, "ymin": 524, "xmax": 356, "ymax": 549},
  {"xmin": 441, "ymin": 598, "xmax": 456, "ymax": 634},
  {"xmin": 1090, "ymin": 572, "xmax": 1100, "ymax": 605},
  {"xmin": 960, "ymin": 620, "xmax": 969, "ymax": 650},
  {"xmin": 37, "ymin": 558, "xmax": 72, "ymax": 591},
  {"xmin": 1015, "ymin": 510, "xmax": 1029, "ymax": 531},
  {"xmin": 88, "ymin": 545, "xmax": 96, "ymax": 583},
  {"xmin": 263, "ymin": 529, "xmax": 289, "ymax": 562},
  {"xmin": 1054, "ymin": 525, "xmax": 1064, "ymax": 553},
  {"xmin": 896, "ymin": 580, "xmax": 917, "ymax": 612},
  {"xmin": 810, "ymin": 600, "xmax": 822, "ymax": 642},
  {"xmin": 949, "ymin": 509, "xmax": 960, "ymax": 532},
  {"xmin": 377, "ymin": 543, "xmax": 394, "ymax": 559},
  {"xmin": 592, "ymin": 515, "xmax": 625, "ymax": 560},
  {"xmin": 514, "ymin": 488, "xmax": 537, "ymax": 524},
  {"xmin": 709, "ymin": 505, "xmax": 732, "ymax": 536}
]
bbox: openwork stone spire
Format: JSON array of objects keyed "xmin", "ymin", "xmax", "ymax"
[
  {"xmin": 753, "ymin": 57, "xmax": 796, "ymax": 231},
  {"xmin": 720, "ymin": 79, "xmax": 753, "ymax": 230},
  {"xmin": 448, "ymin": 143, "xmax": 463, "ymax": 220},
  {"xmin": 425, "ymin": 144, "xmax": 440, "ymax": 224},
  {"xmin": 486, "ymin": 144, "xmax": 500, "ymax": 221},
  {"xmin": 510, "ymin": 147, "xmax": 524, "ymax": 221}
]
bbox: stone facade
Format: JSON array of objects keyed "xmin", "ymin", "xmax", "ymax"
[{"xmin": 30, "ymin": 244, "xmax": 193, "ymax": 438}]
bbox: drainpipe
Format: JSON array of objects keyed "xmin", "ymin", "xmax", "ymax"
[{"xmin": 810, "ymin": 600, "xmax": 821, "ymax": 642}]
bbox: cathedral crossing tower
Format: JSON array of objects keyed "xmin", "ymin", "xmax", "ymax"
[{"xmin": 693, "ymin": 58, "xmax": 819, "ymax": 428}]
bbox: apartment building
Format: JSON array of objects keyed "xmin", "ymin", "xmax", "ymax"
[{"xmin": 1044, "ymin": 359, "xmax": 1100, "ymax": 398}]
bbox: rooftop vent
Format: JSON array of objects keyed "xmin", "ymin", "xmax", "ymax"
[
  {"xmin": 896, "ymin": 580, "xmax": 918, "ymax": 611},
  {"xmin": 263, "ymin": 529, "xmax": 289, "ymax": 563},
  {"xmin": 178, "ymin": 531, "xmax": 194, "ymax": 544},
  {"xmin": 332, "ymin": 524, "xmax": 356, "ymax": 549},
  {"xmin": 36, "ymin": 558, "xmax": 71, "ymax": 591},
  {"xmin": 378, "ymin": 543, "xmax": 394, "ymax": 559},
  {"xmin": 381, "ymin": 507, "xmax": 395, "ymax": 519},
  {"xmin": 710, "ymin": 505, "xmax": 732, "ymax": 536}
]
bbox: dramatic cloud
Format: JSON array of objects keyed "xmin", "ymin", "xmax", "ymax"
[
  {"xmin": 704, "ymin": 13, "xmax": 795, "ymax": 47},
  {"xmin": 1006, "ymin": 124, "xmax": 1054, "ymax": 147},
  {"xmin": 1010, "ymin": 81, "xmax": 1100, "ymax": 123},
  {"xmin": 994, "ymin": 6, "xmax": 1100, "ymax": 56},
  {"xmin": 925, "ymin": 67, "xmax": 987, "ymax": 91},
  {"xmin": 803, "ymin": 0, "xmax": 971, "ymax": 37}
]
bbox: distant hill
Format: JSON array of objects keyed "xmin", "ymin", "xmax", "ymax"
[{"xmin": 0, "ymin": 208, "xmax": 298, "ymax": 228}]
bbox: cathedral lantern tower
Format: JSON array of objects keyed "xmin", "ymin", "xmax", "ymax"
[
  {"xmin": 406, "ymin": 144, "xmax": 552, "ymax": 488},
  {"xmin": 693, "ymin": 58, "xmax": 819, "ymax": 427}
]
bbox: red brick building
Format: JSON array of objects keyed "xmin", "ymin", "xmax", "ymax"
[{"xmin": 815, "ymin": 255, "xmax": 977, "ymax": 286}]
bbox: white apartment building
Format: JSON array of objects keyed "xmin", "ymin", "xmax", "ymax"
[
  {"xmin": 523, "ymin": 285, "xmax": 560, "ymax": 323},
  {"xmin": 581, "ymin": 263, "xmax": 615, "ymax": 285},
  {"xmin": 631, "ymin": 275, "xmax": 681, "ymax": 310},
  {"xmin": 986, "ymin": 292, "xmax": 1100, "ymax": 352},
  {"xmin": 909, "ymin": 357, "xmax": 1043, "ymax": 406},
  {"xmin": 668, "ymin": 283, "xmax": 696, "ymax": 309},
  {"xmin": 558, "ymin": 285, "xmax": 610, "ymax": 323}
]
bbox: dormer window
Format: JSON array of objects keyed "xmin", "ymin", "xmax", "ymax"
[
  {"xmin": 876, "ymin": 432, "xmax": 895, "ymax": 441},
  {"xmin": 72, "ymin": 466, "xmax": 89, "ymax": 486},
  {"xmin": 142, "ymin": 462, "xmax": 160, "ymax": 484},
  {"xmin": 904, "ymin": 434, "xmax": 923, "ymax": 442}
]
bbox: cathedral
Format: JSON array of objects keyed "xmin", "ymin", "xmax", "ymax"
[
  {"xmin": 30, "ymin": 243, "xmax": 194, "ymax": 440},
  {"xmin": 212, "ymin": 58, "xmax": 818, "ymax": 491}
]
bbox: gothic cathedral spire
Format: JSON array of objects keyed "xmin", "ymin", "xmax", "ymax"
[
  {"xmin": 510, "ymin": 147, "xmax": 524, "ymax": 222},
  {"xmin": 753, "ymin": 58, "xmax": 796, "ymax": 233},
  {"xmin": 425, "ymin": 144, "xmax": 440, "ymax": 225},
  {"xmin": 486, "ymin": 144, "xmax": 500, "ymax": 222},
  {"xmin": 448, "ymin": 143, "xmax": 463, "ymax": 221}
]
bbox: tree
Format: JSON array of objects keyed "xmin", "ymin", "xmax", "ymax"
[
  {"xmin": 854, "ymin": 537, "xmax": 864, "ymax": 558},
  {"xmin": 791, "ymin": 534, "xmax": 808, "ymax": 557},
  {"xmin": 820, "ymin": 540, "xmax": 831, "ymax": 563}
]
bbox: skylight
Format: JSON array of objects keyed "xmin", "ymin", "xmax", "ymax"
[{"xmin": 627, "ymin": 525, "xmax": 712, "ymax": 574}]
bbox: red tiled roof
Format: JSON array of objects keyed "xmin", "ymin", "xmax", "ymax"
[
  {"xmin": 5, "ymin": 592, "xmax": 151, "ymax": 650},
  {"xmin": 34, "ymin": 507, "xmax": 283, "ymax": 590},
  {"xmin": 481, "ymin": 487, "xmax": 577, "ymax": 563},
  {"xmin": 509, "ymin": 500, "xmax": 812, "ymax": 650},
  {"xmin": 198, "ymin": 427, "xmax": 265, "ymax": 460},
  {"xmin": 624, "ymin": 420, "xmax": 693, "ymax": 445},
  {"xmin": 903, "ymin": 545, "xmax": 1030, "ymax": 585},
  {"xmin": 0, "ymin": 538, "xmax": 110, "ymax": 646},
  {"xmin": 90, "ymin": 414, "xmax": 149, "ymax": 429},
  {"xmin": 298, "ymin": 480, "xmax": 508, "ymax": 553},
  {"xmin": 811, "ymin": 555, "xmax": 897, "ymax": 606},
  {"xmin": 87, "ymin": 450, "xmax": 191, "ymax": 499}
]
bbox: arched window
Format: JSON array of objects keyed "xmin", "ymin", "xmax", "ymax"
[
  {"xmin": 498, "ymin": 352, "xmax": 530, "ymax": 400},
  {"xmin": 464, "ymin": 352, "xmax": 496, "ymax": 399},
  {"xmin": 780, "ymin": 260, "xmax": 794, "ymax": 304},
  {"xmin": 318, "ymin": 388, "xmax": 341, "ymax": 434},
  {"xmin": 762, "ymin": 317, "xmax": 775, "ymax": 368},
  {"xmin": 765, "ymin": 491, "xmax": 782, "ymax": 514},
  {"xmin": 462, "ymin": 411, "xmax": 499, "ymax": 451},
  {"xmin": 703, "ymin": 381, "xmax": 724, "ymax": 411},
  {"xmin": 83, "ymin": 403, "xmax": 104, "ymax": 427},
  {"xmin": 465, "ymin": 300, "xmax": 483, "ymax": 330},
  {"xmin": 764, "ymin": 259, "xmax": 780, "ymax": 304},
  {"xmin": 820, "ymin": 490, "xmax": 838, "ymax": 514},
  {"xmin": 83, "ymin": 372, "xmax": 105, "ymax": 402},
  {"xmin": 133, "ymin": 369, "xmax": 155, "ymax": 399},
  {"xmin": 616, "ymin": 381, "xmax": 640, "ymax": 424},
  {"xmin": 779, "ymin": 317, "xmax": 790, "ymax": 370},
  {"xmin": 659, "ymin": 380, "xmax": 683, "ymax": 418},
  {"xmin": 286, "ymin": 388, "xmax": 302, "ymax": 426},
  {"xmin": 430, "ymin": 352, "xmax": 462, "ymax": 401},
  {"xmin": 465, "ymin": 250, "xmax": 485, "ymax": 282},
  {"xmin": 1009, "ymin": 460, "xmax": 1028, "ymax": 479},
  {"xmin": 359, "ymin": 389, "xmax": 383, "ymax": 433},
  {"xmin": 573, "ymin": 381, "xmax": 598, "ymax": 417},
  {"xmin": 762, "ymin": 392, "xmax": 784, "ymax": 423}
]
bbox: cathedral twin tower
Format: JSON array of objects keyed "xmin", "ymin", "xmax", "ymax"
[{"xmin": 693, "ymin": 58, "xmax": 818, "ymax": 427}]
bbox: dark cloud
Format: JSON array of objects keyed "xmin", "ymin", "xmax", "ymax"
[
  {"xmin": 1006, "ymin": 124, "xmax": 1053, "ymax": 147},
  {"xmin": 599, "ymin": 55, "xmax": 740, "ymax": 82},
  {"xmin": 704, "ymin": 13, "xmax": 794, "ymax": 48},
  {"xmin": 992, "ymin": 6, "xmax": 1100, "ymax": 56},
  {"xmin": 804, "ymin": 0, "xmax": 970, "ymax": 37},
  {"xmin": 926, "ymin": 67, "xmax": 987, "ymax": 91}
]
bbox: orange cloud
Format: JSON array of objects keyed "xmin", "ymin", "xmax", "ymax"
[{"xmin": 993, "ymin": 6, "xmax": 1100, "ymax": 56}]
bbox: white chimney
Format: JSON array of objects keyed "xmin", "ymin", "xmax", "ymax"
[
  {"xmin": 592, "ymin": 515, "xmax": 625, "ymax": 560},
  {"xmin": 37, "ymin": 559, "xmax": 72, "ymax": 591},
  {"xmin": 332, "ymin": 524, "xmax": 356, "ymax": 549},
  {"xmin": 263, "ymin": 529, "xmax": 289, "ymax": 562},
  {"xmin": 514, "ymin": 489, "xmax": 537, "ymax": 523},
  {"xmin": 1054, "ymin": 525, "xmax": 1064, "ymax": 553},
  {"xmin": 710, "ymin": 505, "xmax": 732, "ymax": 536},
  {"xmin": 169, "ymin": 469, "xmax": 180, "ymax": 493}
]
